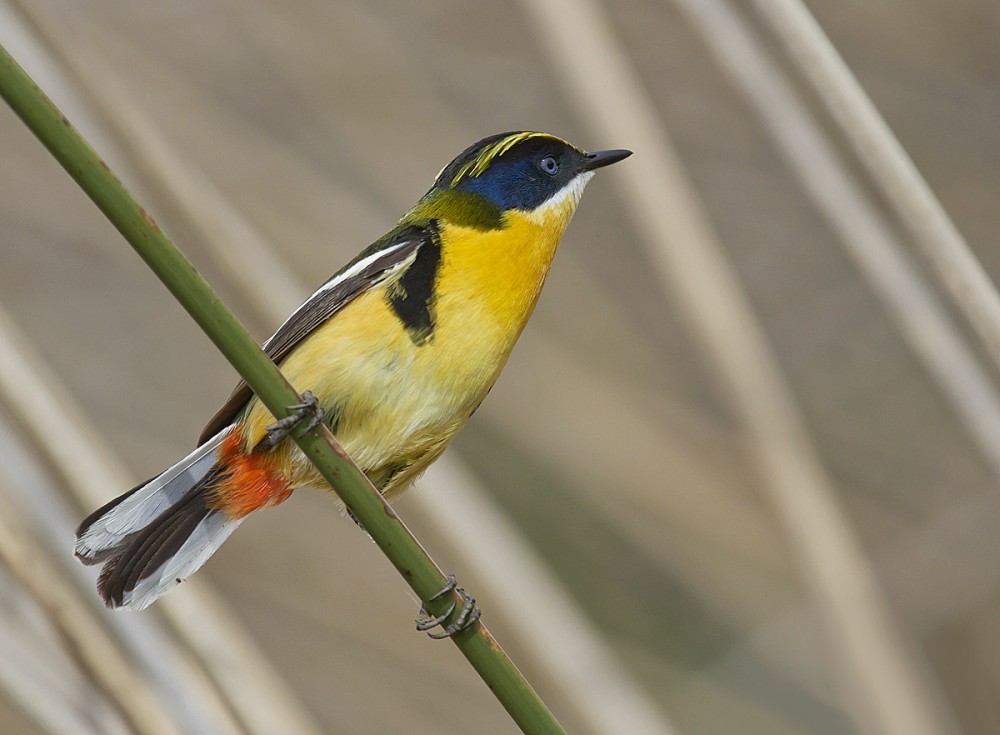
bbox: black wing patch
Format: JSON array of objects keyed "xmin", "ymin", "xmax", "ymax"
[
  {"xmin": 387, "ymin": 221, "xmax": 442, "ymax": 345},
  {"xmin": 197, "ymin": 226, "xmax": 433, "ymax": 445}
]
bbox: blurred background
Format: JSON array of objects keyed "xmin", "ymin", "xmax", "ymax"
[{"xmin": 1, "ymin": 1, "xmax": 999, "ymax": 733}]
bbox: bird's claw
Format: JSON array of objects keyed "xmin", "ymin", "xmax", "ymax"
[
  {"xmin": 415, "ymin": 574, "xmax": 481, "ymax": 639},
  {"xmin": 263, "ymin": 390, "xmax": 324, "ymax": 447}
]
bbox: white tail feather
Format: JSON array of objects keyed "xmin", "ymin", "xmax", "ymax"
[
  {"xmin": 75, "ymin": 428, "xmax": 231, "ymax": 562},
  {"xmin": 120, "ymin": 513, "xmax": 244, "ymax": 610}
]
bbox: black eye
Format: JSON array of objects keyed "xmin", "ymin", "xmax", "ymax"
[{"xmin": 539, "ymin": 156, "xmax": 559, "ymax": 175}]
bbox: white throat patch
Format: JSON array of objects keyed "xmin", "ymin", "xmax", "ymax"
[{"xmin": 521, "ymin": 171, "xmax": 595, "ymax": 225}]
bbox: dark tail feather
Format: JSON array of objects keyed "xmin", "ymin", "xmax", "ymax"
[
  {"xmin": 75, "ymin": 476, "xmax": 155, "ymax": 566},
  {"xmin": 75, "ymin": 429, "xmax": 244, "ymax": 610},
  {"xmin": 96, "ymin": 486, "xmax": 214, "ymax": 608}
]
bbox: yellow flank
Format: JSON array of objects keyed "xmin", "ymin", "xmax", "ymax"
[{"xmin": 238, "ymin": 188, "xmax": 583, "ymax": 500}]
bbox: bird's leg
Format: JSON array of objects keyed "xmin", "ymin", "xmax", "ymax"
[
  {"xmin": 262, "ymin": 390, "xmax": 324, "ymax": 449},
  {"xmin": 415, "ymin": 574, "xmax": 481, "ymax": 639}
]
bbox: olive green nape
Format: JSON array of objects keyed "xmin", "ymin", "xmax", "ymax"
[{"xmin": 405, "ymin": 188, "xmax": 503, "ymax": 231}]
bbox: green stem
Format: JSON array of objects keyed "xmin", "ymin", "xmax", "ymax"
[{"xmin": 0, "ymin": 44, "xmax": 566, "ymax": 735}]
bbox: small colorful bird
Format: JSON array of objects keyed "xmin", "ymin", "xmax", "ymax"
[{"xmin": 76, "ymin": 131, "xmax": 631, "ymax": 612}]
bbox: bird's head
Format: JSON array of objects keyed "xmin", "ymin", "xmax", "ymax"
[{"xmin": 409, "ymin": 132, "xmax": 631, "ymax": 231}]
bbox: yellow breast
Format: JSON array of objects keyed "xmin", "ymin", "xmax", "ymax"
[{"xmin": 240, "ymin": 196, "xmax": 580, "ymax": 496}]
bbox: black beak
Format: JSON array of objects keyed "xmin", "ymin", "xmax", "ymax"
[{"xmin": 582, "ymin": 148, "xmax": 633, "ymax": 171}]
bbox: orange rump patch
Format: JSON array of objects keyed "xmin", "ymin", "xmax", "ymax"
[{"xmin": 208, "ymin": 430, "xmax": 293, "ymax": 519}]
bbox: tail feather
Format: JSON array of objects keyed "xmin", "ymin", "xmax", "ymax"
[
  {"xmin": 75, "ymin": 475, "xmax": 157, "ymax": 566},
  {"xmin": 76, "ymin": 430, "xmax": 226, "ymax": 564},
  {"xmin": 76, "ymin": 429, "xmax": 243, "ymax": 610},
  {"xmin": 110, "ymin": 509, "xmax": 241, "ymax": 610}
]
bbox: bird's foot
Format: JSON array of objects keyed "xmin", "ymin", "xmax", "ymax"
[
  {"xmin": 263, "ymin": 390, "xmax": 324, "ymax": 448},
  {"xmin": 415, "ymin": 574, "xmax": 481, "ymax": 639}
]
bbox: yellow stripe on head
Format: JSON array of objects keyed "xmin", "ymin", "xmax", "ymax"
[
  {"xmin": 449, "ymin": 132, "xmax": 578, "ymax": 187},
  {"xmin": 417, "ymin": 131, "xmax": 621, "ymax": 224}
]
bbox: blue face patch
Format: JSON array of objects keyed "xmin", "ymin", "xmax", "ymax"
[
  {"xmin": 457, "ymin": 157, "xmax": 559, "ymax": 210},
  {"xmin": 438, "ymin": 134, "xmax": 591, "ymax": 212}
]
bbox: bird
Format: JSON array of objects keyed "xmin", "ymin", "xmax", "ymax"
[{"xmin": 75, "ymin": 131, "xmax": 632, "ymax": 613}]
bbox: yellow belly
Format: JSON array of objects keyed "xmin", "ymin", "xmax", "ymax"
[{"xmin": 239, "ymin": 207, "xmax": 571, "ymax": 498}]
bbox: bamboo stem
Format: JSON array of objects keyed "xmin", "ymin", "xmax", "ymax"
[
  {"xmin": 0, "ymin": 42, "xmax": 565, "ymax": 735},
  {"xmin": 0, "ymin": 303, "xmax": 286, "ymax": 735},
  {"xmin": 12, "ymin": 24, "xmax": 678, "ymax": 728}
]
